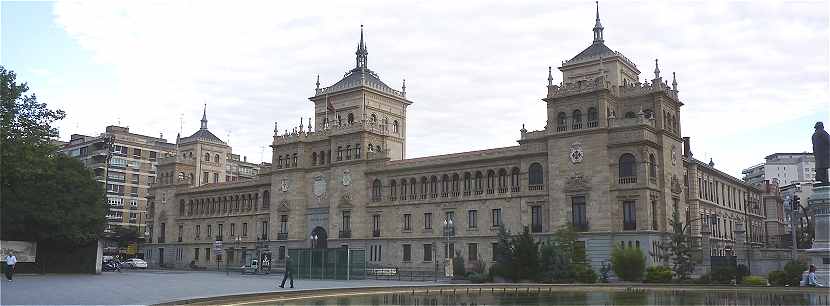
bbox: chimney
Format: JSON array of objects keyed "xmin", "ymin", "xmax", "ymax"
[{"xmin": 682, "ymin": 137, "xmax": 692, "ymax": 158}]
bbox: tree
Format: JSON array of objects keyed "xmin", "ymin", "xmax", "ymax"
[
  {"xmin": 109, "ymin": 225, "xmax": 141, "ymax": 248},
  {"xmin": 1, "ymin": 66, "xmax": 105, "ymax": 246},
  {"xmin": 651, "ymin": 210, "xmax": 696, "ymax": 280},
  {"xmin": 611, "ymin": 246, "xmax": 646, "ymax": 281},
  {"xmin": 540, "ymin": 225, "xmax": 579, "ymax": 282},
  {"xmin": 511, "ymin": 227, "xmax": 540, "ymax": 281},
  {"xmin": 491, "ymin": 225, "xmax": 514, "ymax": 280}
]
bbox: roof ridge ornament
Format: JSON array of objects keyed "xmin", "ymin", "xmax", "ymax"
[
  {"xmin": 653, "ymin": 58, "xmax": 661, "ymax": 79},
  {"xmin": 200, "ymin": 104, "xmax": 208, "ymax": 130},
  {"xmin": 672, "ymin": 72, "xmax": 678, "ymax": 91},
  {"xmin": 356, "ymin": 25, "xmax": 368, "ymax": 69},
  {"xmin": 547, "ymin": 66, "xmax": 553, "ymax": 86},
  {"xmin": 593, "ymin": 1, "xmax": 604, "ymax": 44}
]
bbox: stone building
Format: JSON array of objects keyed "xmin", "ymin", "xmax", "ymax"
[
  {"xmin": 143, "ymin": 8, "xmax": 775, "ymax": 270},
  {"xmin": 742, "ymin": 153, "xmax": 816, "ymax": 187},
  {"xmin": 61, "ymin": 126, "xmax": 176, "ymax": 236}
]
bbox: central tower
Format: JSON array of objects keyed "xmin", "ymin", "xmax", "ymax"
[{"xmin": 309, "ymin": 25, "xmax": 412, "ymax": 160}]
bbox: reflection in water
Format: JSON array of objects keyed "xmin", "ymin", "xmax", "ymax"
[{"xmin": 269, "ymin": 288, "xmax": 828, "ymax": 306}]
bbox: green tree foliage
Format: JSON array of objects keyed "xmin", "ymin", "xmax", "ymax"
[
  {"xmin": 540, "ymin": 225, "xmax": 580, "ymax": 282},
  {"xmin": 511, "ymin": 227, "xmax": 540, "ymax": 281},
  {"xmin": 651, "ymin": 210, "xmax": 696, "ymax": 280},
  {"xmin": 109, "ymin": 225, "xmax": 141, "ymax": 247},
  {"xmin": 783, "ymin": 260, "xmax": 807, "ymax": 286},
  {"xmin": 452, "ymin": 250, "xmax": 466, "ymax": 279},
  {"xmin": 491, "ymin": 225, "xmax": 514, "ymax": 280},
  {"xmin": 611, "ymin": 246, "xmax": 646, "ymax": 281},
  {"xmin": 644, "ymin": 266, "xmax": 673, "ymax": 283},
  {"xmin": 1, "ymin": 66, "xmax": 105, "ymax": 246}
]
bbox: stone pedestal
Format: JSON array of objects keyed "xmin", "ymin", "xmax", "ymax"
[{"xmin": 807, "ymin": 185, "xmax": 830, "ymax": 285}]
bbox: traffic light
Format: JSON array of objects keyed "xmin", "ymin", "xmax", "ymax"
[{"xmin": 792, "ymin": 195, "xmax": 800, "ymax": 211}]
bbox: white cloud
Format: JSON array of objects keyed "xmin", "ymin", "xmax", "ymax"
[{"xmin": 49, "ymin": 0, "xmax": 828, "ymax": 177}]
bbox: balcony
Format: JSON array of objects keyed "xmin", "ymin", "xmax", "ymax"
[
  {"xmin": 338, "ymin": 230, "xmax": 351, "ymax": 239},
  {"xmin": 511, "ymin": 186, "xmax": 520, "ymax": 192},
  {"xmin": 573, "ymin": 223, "xmax": 589, "ymax": 232},
  {"xmin": 623, "ymin": 222, "xmax": 637, "ymax": 231},
  {"xmin": 528, "ymin": 184, "xmax": 544, "ymax": 191},
  {"xmin": 531, "ymin": 223, "xmax": 543, "ymax": 233},
  {"xmin": 463, "ymin": 191, "xmax": 471, "ymax": 196},
  {"xmin": 372, "ymin": 229, "xmax": 381, "ymax": 237},
  {"xmin": 498, "ymin": 187, "xmax": 507, "ymax": 194},
  {"xmin": 486, "ymin": 188, "xmax": 494, "ymax": 195},
  {"xmin": 451, "ymin": 191, "xmax": 460, "ymax": 197},
  {"xmin": 277, "ymin": 232, "xmax": 288, "ymax": 240},
  {"xmin": 441, "ymin": 192, "xmax": 448, "ymax": 198},
  {"xmin": 618, "ymin": 176, "xmax": 637, "ymax": 184}
]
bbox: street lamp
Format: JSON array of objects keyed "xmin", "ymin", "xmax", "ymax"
[
  {"xmin": 310, "ymin": 234, "xmax": 318, "ymax": 249},
  {"xmin": 234, "ymin": 236, "xmax": 242, "ymax": 267},
  {"xmin": 443, "ymin": 218, "xmax": 454, "ymax": 277}
]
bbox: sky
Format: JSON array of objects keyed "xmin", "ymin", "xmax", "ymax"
[{"xmin": 2, "ymin": 0, "xmax": 828, "ymax": 178}]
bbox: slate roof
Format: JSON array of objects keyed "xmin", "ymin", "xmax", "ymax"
[{"xmin": 181, "ymin": 129, "xmax": 226, "ymax": 145}]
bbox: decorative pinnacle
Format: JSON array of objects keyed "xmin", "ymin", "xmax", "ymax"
[
  {"xmin": 593, "ymin": 1, "xmax": 604, "ymax": 43},
  {"xmin": 315, "ymin": 74, "xmax": 320, "ymax": 90},
  {"xmin": 547, "ymin": 66, "xmax": 553, "ymax": 86},
  {"xmin": 401, "ymin": 78, "xmax": 406, "ymax": 93},
  {"xmin": 672, "ymin": 72, "xmax": 678, "ymax": 90},
  {"xmin": 653, "ymin": 59, "xmax": 661, "ymax": 79},
  {"xmin": 200, "ymin": 104, "xmax": 208, "ymax": 130},
  {"xmin": 356, "ymin": 25, "xmax": 368, "ymax": 69},
  {"xmin": 274, "ymin": 122, "xmax": 279, "ymax": 135}
]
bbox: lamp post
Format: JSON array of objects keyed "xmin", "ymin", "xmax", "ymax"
[
  {"xmin": 234, "ymin": 236, "xmax": 242, "ymax": 267},
  {"xmin": 742, "ymin": 193, "xmax": 759, "ymax": 272},
  {"xmin": 310, "ymin": 234, "xmax": 318, "ymax": 249},
  {"xmin": 443, "ymin": 218, "xmax": 453, "ymax": 278}
]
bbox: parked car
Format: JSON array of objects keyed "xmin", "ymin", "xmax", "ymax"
[{"xmin": 122, "ymin": 258, "xmax": 148, "ymax": 269}]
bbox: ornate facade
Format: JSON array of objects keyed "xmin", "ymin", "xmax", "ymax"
[{"xmin": 143, "ymin": 8, "xmax": 774, "ymax": 270}]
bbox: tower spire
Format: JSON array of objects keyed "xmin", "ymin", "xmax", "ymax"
[
  {"xmin": 547, "ymin": 66, "xmax": 553, "ymax": 86},
  {"xmin": 593, "ymin": 1, "xmax": 604, "ymax": 44},
  {"xmin": 356, "ymin": 25, "xmax": 368, "ymax": 69},
  {"xmin": 672, "ymin": 72, "xmax": 678, "ymax": 91},
  {"xmin": 200, "ymin": 104, "xmax": 208, "ymax": 130},
  {"xmin": 653, "ymin": 59, "xmax": 661, "ymax": 79}
]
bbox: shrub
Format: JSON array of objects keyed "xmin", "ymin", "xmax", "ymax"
[
  {"xmin": 610, "ymin": 246, "xmax": 646, "ymax": 281},
  {"xmin": 783, "ymin": 260, "xmax": 807, "ymax": 286},
  {"xmin": 768, "ymin": 270, "xmax": 788, "ymax": 286},
  {"xmin": 467, "ymin": 272, "xmax": 490, "ymax": 283},
  {"xmin": 452, "ymin": 251, "xmax": 466, "ymax": 280},
  {"xmin": 742, "ymin": 275, "xmax": 767, "ymax": 286},
  {"xmin": 709, "ymin": 265, "xmax": 738, "ymax": 284},
  {"xmin": 736, "ymin": 264, "xmax": 750, "ymax": 281},
  {"xmin": 469, "ymin": 256, "xmax": 487, "ymax": 275},
  {"xmin": 644, "ymin": 266, "xmax": 673, "ymax": 283},
  {"xmin": 571, "ymin": 264, "xmax": 597, "ymax": 283}
]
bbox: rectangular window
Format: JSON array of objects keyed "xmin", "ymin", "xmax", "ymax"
[
  {"xmin": 424, "ymin": 212, "xmax": 432, "ymax": 229},
  {"xmin": 203, "ymin": 171, "xmax": 209, "ymax": 183},
  {"xmin": 468, "ymin": 210, "xmax": 478, "ymax": 229},
  {"xmin": 149, "ymin": 151, "xmax": 157, "ymax": 161},
  {"xmin": 403, "ymin": 214, "xmax": 411, "ymax": 231},
  {"xmin": 178, "ymin": 225, "xmax": 183, "ymax": 242},
  {"xmin": 531, "ymin": 206, "xmax": 542, "ymax": 232},
  {"xmin": 242, "ymin": 222, "xmax": 248, "ymax": 237},
  {"xmin": 372, "ymin": 215, "xmax": 381, "ymax": 237},
  {"xmin": 423, "ymin": 244, "xmax": 433, "ymax": 262},
  {"xmin": 623, "ymin": 200, "xmax": 636, "ymax": 230},
  {"xmin": 218, "ymin": 223, "xmax": 223, "ymax": 240},
  {"xmin": 261, "ymin": 221, "xmax": 268, "ymax": 239},
  {"xmin": 195, "ymin": 225, "xmax": 201, "ymax": 240},
  {"xmin": 207, "ymin": 225, "xmax": 212, "ymax": 239},
  {"xmin": 133, "ymin": 148, "xmax": 141, "ymax": 159},
  {"xmin": 572, "ymin": 196, "xmax": 587, "ymax": 230},
  {"xmin": 492, "ymin": 242, "xmax": 498, "ymax": 262},
  {"xmin": 205, "ymin": 247, "xmax": 210, "ymax": 262},
  {"xmin": 159, "ymin": 223, "xmax": 166, "ymax": 243},
  {"xmin": 231, "ymin": 223, "xmax": 236, "ymax": 237},
  {"xmin": 342, "ymin": 211, "xmax": 351, "ymax": 231},
  {"xmin": 194, "ymin": 248, "xmax": 200, "ymax": 260},
  {"xmin": 445, "ymin": 243, "xmax": 455, "ymax": 259},
  {"xmin": 131, "ymin": 173, "xmax": 140, "ymax": 184},
  {"xmin": 280, "ymin": 215, "xmax": 289, "ymax": 233},
  {"xmin": 468, "ymin": 243, "xmax": 478, "ymax": 261},
  {"xmin": 403, "ymin": 244, "xmax": 412, "ymax": 262},
  {"xmin": 491, "ymin": 208, "xmax": 502, "ymax": 227}
]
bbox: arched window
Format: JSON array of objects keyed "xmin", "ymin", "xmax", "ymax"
[
  {"xmin": 214, "ymin": 154, "xmax": 220, "ymax": 162},
  {"xmin": 572, "ymin": 110, "xmax": 582, "ymax": 130},
  {"xmin": 649, "ymin": 154, "xmax": 657, "ymax": 179},
  {"xmin": 430, "ymin": 176, "xmax": 438, "ymax": 198},
  {"xmin": 587, "ymin": 107, "xmax": 598, "ymax": 127},
  {"xmin": 643, "ymin": 109, "xmax": 654, "ymax": 119},
  {"xmin": 262, "ymin": 190, "xmax": 270, "ymax": 209},
  {"xmin": 370, "ymin": 114, "xmax": 377, "ymax": 124},
  {"xmin": 510, "ymin": 167, "xmax": 520, "ymax": 192},
  {"xmin": 354, "ymin": 143, "xmax": 361, "ymax": 159},
  {"xmin": 557, "ymin": 112, "xmax": 567, "ymax": 132},
  {"xmin": 410, "ymin": 178, "xmax": 417, "ymax": 199},
  {"xmin": 188, "ymin": 200, "xmax": 194, "ymax": 215},
  {"xmin": 497, "ymin": 169, "xmax": 508, "ymax": 193},
  {"xmin": 529, "ymin": 163, "xmax": 544, "ymax": 187},
  {"xmin": 277, "ymin": 156, "xmax": 283, "ymax": 168},
  {"xmin": 420, "ymin": 177, "xmax": 428, "ymax": 199},
  {"xmin": 619, "ymin": 153, "xmax": 637, "ymax": 183},
  {"xmin": 451, "ymin": 174, "xmax": 460, "ymax": 196},
  {"xmin": 292, "ymin": 153, "xmax": 298, "ymax": 166},
  {"xmin": 337, "ymin": 146, "xmax": 343, "ymax": 161},
  {"xmin": 347, "ymin": 113, "xmax": 354, "ymax": 125},
  {"xmin": 474, "ymin": 171, "xmax": 483, "ymax": 194},
  {"xmin": 205, "ymin": 152, "xmax": 211, "ymax": 161},
  {"xmin": 345, "ymin": 145, "xmax": 351, "ymax": 160},
  {"xmin": 625, "ymin": 111, "xmax": 636, "ymax": 119},
  {"xmin": 311, "ymin": 152, "xmax": 318, "ymax": 166},
  {"xmin": 390, "ymin": 180, "xmax": 397, "ymax": 200},
  {"xmin": 486, "ymin": 170, "xmax": 495, "ymax": 194},
  {"xmin": 400, "ymin": 179, "xmax": 408, "ymax": 199},
  {"xmin": 441, "ymin": 174, "xmax": 449, "ymax": 197},
  {"xmin": 382, "ymin": 117, "xmax": 388, "ymax": 129},
  {"xmin": 179, "ymin": 200, "xmax": 185, "ymax": 215},
  {"xmin": 463, "ymin": 173, "xmax": 472, "ymax": 195},
  {"xmin": 372, "ymin": 179, "xmax": 382, "ymax": 202},
  {"xmin": 393, "ymin": 120, "xmax": 399, "ymax": 133}
]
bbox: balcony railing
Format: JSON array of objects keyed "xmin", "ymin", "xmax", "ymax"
[
  {"xmin": 339, "ymin": 230, "xmax": 352, "ymax": 239},
  {"xmin": 623, "ymin": 222, "xmax": 637, "ymax": 231},
  {"xmin": 276, "ymin": 232, "xmax": 288, "ymax": 240},
  {"xmin": 573, "ymin": 222, "xmax": 589, "ymax": 232},
  {"xmin": 441, "ymin": 192, "xmax": 448, "ymax": 198},
  {"xmin": 463, "ymin": 191, "xmax": 471, "ymax": 196},
  {"xmin": 529, "ymin": 184, "xmax": 544, "ymax": 191},
  {"xmin": 486, "ymin": 188, "xmax": 494, "ymax": 194},
  {"xmin": 531, "ymin": 223, "xmax": 543, "ymax": 233},
  {"xmin": 618, "ymin": 176, "xmax": 637, "ymax": 184},
  {"xmin": 451, "ymin": 191, "xmax": 460, "ymax": 197},
  {"xmin": 372, "ymin": 229, "xmax": 381, "ymax": 237},
  {"xmin": 587, "ymin": 120, "xmax": 599, "ymax": 128},
  {"xmin": 497, "ymin": 187, "xmax": 507, "ymax": 194},
  {"xmin": 511, "ymin": 186, "xmax": 520, "ymax": 192},
  {"xmin": 475, "ymin": 190, "xmax": 483, "ymax": 195}
]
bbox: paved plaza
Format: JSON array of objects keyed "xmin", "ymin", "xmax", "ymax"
[{"xmin": 0, "ymin": 270, "xmax": 436, "ymax": 305}]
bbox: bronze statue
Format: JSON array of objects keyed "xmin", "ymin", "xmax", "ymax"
[{"xmin": 813, "ymin": 121, "xmax": 829, "ymax": 186}]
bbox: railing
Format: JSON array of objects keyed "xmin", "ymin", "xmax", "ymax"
[
  {"xmin": 619, "ymin": 176, "xmax": 637, "ymax": 184},
  {"xmin": 277, "ymin": 232, "xmax": 289, "ymax": 240},
  {"xmin": 463, "ymin": 191, "xmax": 471, "ymax": 196},
  {"xmin": 486, "ymin": 188, "xmax": 494, "ymax": 195},
  {"xmin": 528, "ymin": 185, "xmax": 544, "ymax": 191},
  {"xmin": 420, "ymin": 194, "xmax": 427, "ymax": 200},
  {"xmin": 587, "ymin": 120, "xmax": 599, "ymax": 128},
  {"xmin": 572, "ymin": 123, "xmax": 582, "ymax": 130},
  {"xmin": 390, "ymin": 195, "xmax": 397, "ymax": 201},
  {"xmin": 451, "ymin": 191, "xmax": 460, "ymax": 197},
  {"xmin": 372, "ymin": 229, "xmax": 381, "ymax": 237},
  {"xmin": 338, "ymin": 230, "xmax": 351, "ymax": 239},
  {"xmin": 556, "ymin": 126, "xmax": 566, "ymax": 132},
  {"xmin": 573, "ymin": 223, "xmax": 589, "ymax": 232},
  {"xmin": 623, "ymin": 222, "xmax": 637, "ymax": 231},
  {"xmin": 531, "ymin": 224, "xmax": 543, "ymax": 233},
  {"xmin": 498, "ymin": 187, "xmax": 507, "ymax": 194},
  {"xmin": 475, "ymin": 190, "xmax": 483, "ymax": 195},
  {"xmin": 511, "ymin": 186, "xmax": 520, "ymax": 192},
  {"xmin": 441, "ymin": 192, "xmax": 448, "ymax": 198}
]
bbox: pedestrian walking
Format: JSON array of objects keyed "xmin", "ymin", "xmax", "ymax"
[
  {"xmin": 279, "ymin": 255, "xmax": 293, "ymax": 288},
  {"xmin": 5, "ymin": 251, "xmax": 17, "ymax": 281},
  {"xmin": 803, "ymin": 264, "xmax": 824, "ymax": 287}
]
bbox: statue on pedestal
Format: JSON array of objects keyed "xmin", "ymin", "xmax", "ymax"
[{"xmin": 813, "ymin": 122, "xmax": 829, "ymax": 186}]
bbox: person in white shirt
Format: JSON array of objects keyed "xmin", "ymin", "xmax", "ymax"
[{"xmin": 5, "ymin": 252, "xmax": 17, "ymax": 281}]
